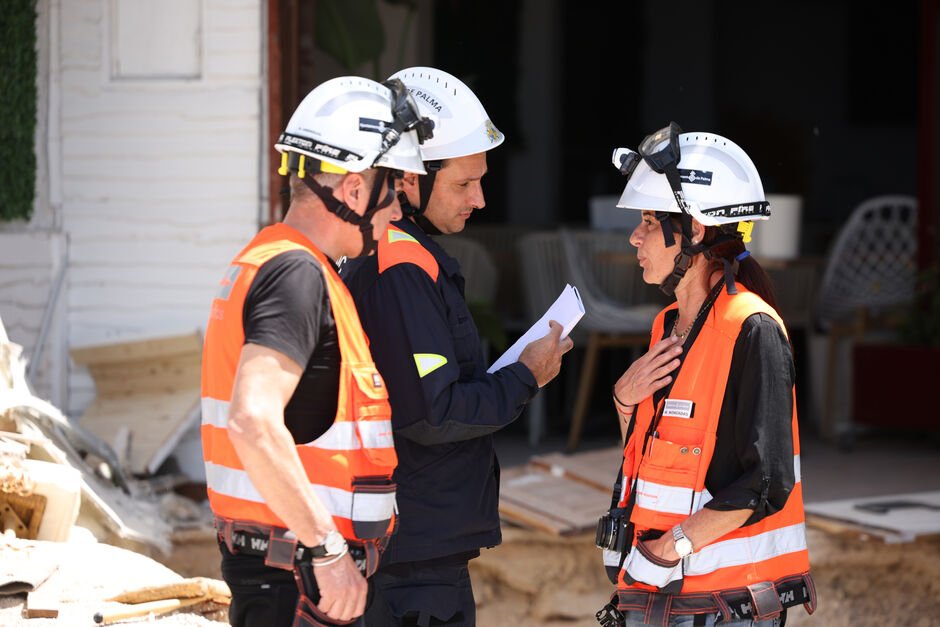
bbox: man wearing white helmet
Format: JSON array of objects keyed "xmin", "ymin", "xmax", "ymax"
[
  {"xmin": 594, "ymin": 123, "xmax": 815, "ymax": 626},
  {"xmin": 201, "ymin": 76, "xmax": 432, "ymax": 627},
  {"xmin": 342, "ymin": 67, "xmax": 572, "ymax": 625}
]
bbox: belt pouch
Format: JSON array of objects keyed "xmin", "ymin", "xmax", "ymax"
[{"xmin": 747, "ymin": 581, "xmax": 783, "ymax": 621}]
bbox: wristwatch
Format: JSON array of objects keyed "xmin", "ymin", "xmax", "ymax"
[
  {"xmin": 672, "ymin": 524, "xmax": 694, "ymax": 558},
  {"xmin": 311, "ymin": 529, "xmax": 347, "ymax": 558}
]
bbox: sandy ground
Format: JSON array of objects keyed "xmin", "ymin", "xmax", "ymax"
[{"xmin": 157, "ymin": 524, "xmax": 940, "ymax": 626}]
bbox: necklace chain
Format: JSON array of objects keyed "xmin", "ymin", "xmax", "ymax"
[{"xmin": 671, "ymin": 289, "xmax": 720, "ymax": 340}]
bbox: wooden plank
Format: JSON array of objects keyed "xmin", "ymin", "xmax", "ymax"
[
  {"xmin": 78, "ymin": 392, "xmax": 199, "ymax": 476},
  {"xmin": 0, "ymin": 493, "xmax": 47, "ymax": 539},
  {"xmin": 25, "ymin": 577, "xmax": 60, "ymax": 618},
  {"xmin": 70, "ymin": 332, "xmax": 202, "ymax": 366},
  {"xmin": 84, "ymin": 354, "xmax": 200, "ymax": 396},
  {"xmin": 805, "ymin": 491, "xmax": 940, "ymax": 543},
  {"xmin": 70, "ymin": 332, "xmax": 203, "ymax": 476},
  {"xmin": 499, "ymin": 466, "xmax": 609, "ymax": 536},
  {"xmin": 530, "ymin": 446, "xmax": 623, "ymax": 492}
]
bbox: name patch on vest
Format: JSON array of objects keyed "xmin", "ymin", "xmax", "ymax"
[{"xmin": 663, "ymin": 399, "xmax": 695, "ymax": 419}]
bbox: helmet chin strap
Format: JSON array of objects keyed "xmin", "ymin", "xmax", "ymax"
[
  {"xmin": 657, "ymin": 214, "xmax": 744, "ymax": 296},
  {"xmin": 401, "ymin": 160, "xmax": 443, "ymax": 235},
  {"xmin": 301, "ymin": 168, "xmax": 395, "ymax": 256},
  {"xmin": 657, "ymin": 211, "xmax": 701, "ymax": 297}
]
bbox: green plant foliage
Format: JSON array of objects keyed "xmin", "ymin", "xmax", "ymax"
[
  {"xmin": 315, "ymin": 0, "xmax": 385, "ymax": 76},
  {"xmin": 0, "ymin": 0, "xmax": 38, "ymax": 222}
]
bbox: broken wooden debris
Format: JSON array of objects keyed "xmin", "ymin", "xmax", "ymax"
[
  {"xmin": 499, "ymin": 447, "xmax": 622, "ymax": 535},
  {"xmin": 70, "ymin": 331, "xmax": 203, "ymax": 477},
  {"xmin": 805, "ymin": 490, "xmax": 940, "ymax": 543}
]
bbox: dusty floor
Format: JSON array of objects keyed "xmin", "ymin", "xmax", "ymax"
[{"xmin": 160, "ymin": 524, "xmax": 940, "ymax": 626}]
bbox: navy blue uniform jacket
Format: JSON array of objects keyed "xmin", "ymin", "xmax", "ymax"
[{"xmin": 341, "ymin": 218, "xmax": 538, "ymax": 565}]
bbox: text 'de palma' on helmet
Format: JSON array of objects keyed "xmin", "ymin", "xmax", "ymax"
[{"xmin": 388, "ymin": 66, "xmax": 504, "ymax": 162}]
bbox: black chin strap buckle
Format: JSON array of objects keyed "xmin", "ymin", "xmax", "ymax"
[{"xmin": 660, "ymin": 248, "xmax": 694, "ymax": 296}]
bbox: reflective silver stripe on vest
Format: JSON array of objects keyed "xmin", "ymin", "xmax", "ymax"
[
  {"xmin": 205, "ymin": 462, "xmax": 396, "ymax": 522},
  {"xmin": 682, "ymin": 522, "xmax": 808, "ymax": 577},
  {"xmin": 603, "ymin": 548, "xmax": 623, "ymax": 568},
  {"xmin": 634, "ymin": 455, "xmax": 801, "ymax": 516},
  {"xmin": 202, "ymin": 397, "xmax": 229, "ymax": 428},
  {"xmin": 634, "ymin": 479, "xmax": 698, "ymax": 515},
  {"xmin": 617, "ymin": 522, "xmax": 808, "ymax": 578},
  {"xmin": 307, "ymin": 421, "xmax": 395, "ymax": 450},
  {"xmin": 201, "ymin": 398, "xmax": 393, "ymax": 450}
]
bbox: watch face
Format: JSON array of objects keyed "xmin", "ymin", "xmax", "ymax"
[
  {"xmin": 324, "ymin": 531, "xmax": 347, "ymax": 556},
  {"xmin": 675, "ymin": 537, "xmax": 693, "ymax": 558}
]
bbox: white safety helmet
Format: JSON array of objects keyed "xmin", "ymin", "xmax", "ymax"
[
  {"xmin": 275, "ymin": 76, "xmax": 428, "ymax": 175},
  {"xmin": 388, "ymin": 66, "xmax": 504, "ymax": 162},
  {"xmin": 614, "ymin": 131, "xmax": 769, "ymax": 227}
]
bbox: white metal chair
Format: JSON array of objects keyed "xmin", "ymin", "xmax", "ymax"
[
  {"xmin": 559, "ymin": 229, "xmax": 661, "ymax": 451},
  {"xmin": 816, "ymin": 195, "xmax": 919, "ymax": 330},
  {"xmin": 813, "ymin": 195, "xmax": 918, "ymax": 441},
  {"xmin": 434, "ymin": 235, "xmax": 498, "ymax": 304},
  {"xmin": 516, "ymin": 231, "xmax": 570, "ymax": 445}
]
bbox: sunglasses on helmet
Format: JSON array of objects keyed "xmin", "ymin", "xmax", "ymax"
[{"xmin": 614, "ymin": 122, "xmax": 692, "ymax": 218}]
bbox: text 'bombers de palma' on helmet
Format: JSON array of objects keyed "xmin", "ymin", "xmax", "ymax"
[
  {"xmin": 274, "ymin": 76, "xmax": 428, "ymax": 175},
  {"xmin": 388, "ymin": 66, "xmax": 505, "ymax": 163},
  {"xmin": 613, "ymin": 131, "xmax": 769, "ymax": 227}
]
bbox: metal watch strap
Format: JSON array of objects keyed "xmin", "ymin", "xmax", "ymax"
[{"xmin": 672, "ymin": 524, "xmax": 694, "ymax": 557}]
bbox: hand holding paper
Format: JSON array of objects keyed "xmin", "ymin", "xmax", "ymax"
[{"xmin": 487, "ymin": 284, "xmax": 584, "ymax": 379}]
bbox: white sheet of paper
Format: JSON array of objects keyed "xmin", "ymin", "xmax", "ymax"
[{"xmin": 487, "ymin": 284, "xmax": 585, "ymax": 374}]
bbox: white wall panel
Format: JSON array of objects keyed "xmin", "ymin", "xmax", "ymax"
[{"xmin": 55, "ymin": 0, "xmax": 262, "ymax": 416}]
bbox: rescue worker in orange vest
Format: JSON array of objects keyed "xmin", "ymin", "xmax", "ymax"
[
  {"xmin": 594, "ymin": 123, "xmax": 816, "ymax": 627},
  {"xmin": 341, "ymin": 67, "xmax": 573, "ymax": 626},
  {"xmin": 200, "ymin": 76, "xmax": 433, "ymax": 627}
]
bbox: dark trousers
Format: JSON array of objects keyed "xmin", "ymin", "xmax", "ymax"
[
  {"xmin": 219, "ymin": 540, "xmax": 371, "ymax": 627},
  {"xmin": 363, "ymin": 558, "xmax": 476, "ymax": 626}
]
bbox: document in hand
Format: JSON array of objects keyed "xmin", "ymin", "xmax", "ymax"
[{"xmin": 487, "ymin": 284, "xmax": 584, "ymax": 374}]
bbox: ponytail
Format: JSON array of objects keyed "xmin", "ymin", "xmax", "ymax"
[{"xmin": 702, "ymin": 226, "xmax": 780, "ymax": 311}]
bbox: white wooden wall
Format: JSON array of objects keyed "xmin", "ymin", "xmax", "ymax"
[{"xmin": 40, "ymin": 0, "xmax": 261, "ymax": 416}]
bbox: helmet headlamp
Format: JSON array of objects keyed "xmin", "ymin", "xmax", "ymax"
[{"xmin": 377, "ymin": 78, "xmax": 435, "ymax": 162}]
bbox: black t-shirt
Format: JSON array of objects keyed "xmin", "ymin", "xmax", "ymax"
[
  {"xmin": 653, "ymin": 303, "xmax": 796, "ymax": 526},
  {"xmin": 242, "ymin": 250, "xmax": 340, "ymax": 443}
]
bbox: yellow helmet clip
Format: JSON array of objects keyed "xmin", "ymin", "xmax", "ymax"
[
  {"xmin": 277, "ymin": 152, "xmax": 289, "ymax": 176},
  {"xmin": 737, "ymin": 221, "xmax": 754, "ymax": 244}
]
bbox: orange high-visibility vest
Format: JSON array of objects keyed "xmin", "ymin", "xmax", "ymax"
[
  {"xmin": 201, "ymin": 223, "xmax": 397, "ymax": 543},
  {"xmin": 610, "ymin": 286, "xmax": 810, "ymax": 595}
]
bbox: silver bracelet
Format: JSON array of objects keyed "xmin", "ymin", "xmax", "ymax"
[{"xmin": 311, "ymin": 544, "xmax": 349, "ymax": 568}]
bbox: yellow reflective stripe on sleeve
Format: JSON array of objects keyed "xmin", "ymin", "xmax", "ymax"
[
  {"xmin": 388, "ymin": 229, "xmax": 419, "ymax": 244},
  {"xmin": 413, "ymin": 353, "xmax": 447, "ymax": 378}
]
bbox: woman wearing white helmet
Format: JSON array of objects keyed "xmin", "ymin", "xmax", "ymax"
[
  {"xmin": 205, "ymin": 76, "xmax": 432, "ymax": 627},
  {"xmin": 597, "ymin": 123, "xmax": 815, "ymax": 626},
  {"xmin": 342, "ymin": 67, "xmax": 571, "ymax": 627}
]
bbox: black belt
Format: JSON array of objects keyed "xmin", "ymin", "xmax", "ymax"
[
  {"xmin": 614, "ymin": 573, "xmax": 816, "ymax": 627},
  {"xmin": 226, "ymin": 528, "xmax": 323, "ymax": 563},
  {"xmin": 215, "ymin": 519, "xmax": 329, "ymax": 564}
]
